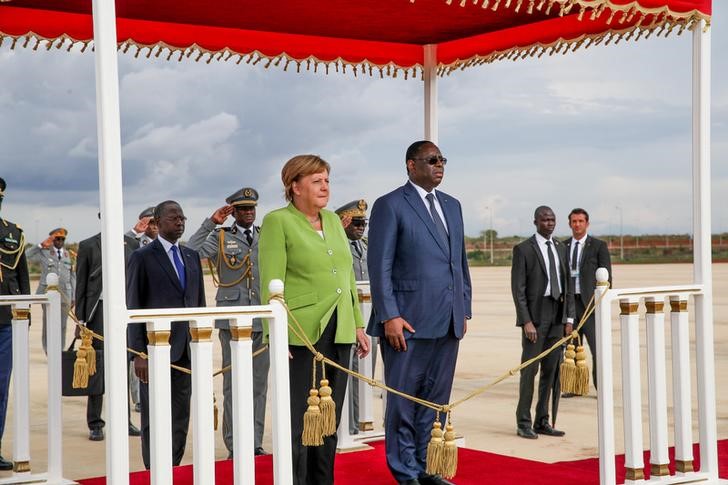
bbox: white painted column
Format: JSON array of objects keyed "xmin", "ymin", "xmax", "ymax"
[
  {"xmin": 147, "ymin": 320, "xmax": 173, "ymax": 485},
  {"xmin": 669, "ymin": 296, "xmax": 694, "ymax": 474},
  {"xmin": 10, "ymin": 304, "xmax": 31, "ymax": 477},
  {"xmin": 189, "ymin": 318, "xmax": 216, "ymax": 485},
  {"xmin": 423, "ymin": 44, "xmax": 438, "ymax": 144},
  {"xmin": 230, "ymin": 316, "xmax": 255, "ymax": 485},
  {"xmin": 44, "ymin": 276, "xmax": 63, "ymax": 482},
  {"xmin": 357, "ymin": 284, "xmax": 374, "ymax": 433},
  {"xmin": 644, "ymin": 298, "xmax": 669, "ymax": 477},
  {"xmin": 90, "ymin": 0, "xmax": 130, "ymax": 482},
  {"xmin": 267, "ymin": 281, "xmax": 293, "ymax": 485},
  {"xmin": 692, "ymin": 19, "xmax": 719, "ymax": 481},
  {"xmin": 619, "ymin": 297, "xmax": 644, "ymax": 483},
  {"xmin": 594, "ymin": 268, "xmax": 615, "ymax": 485},
  {"xmin": 336, "ymin": 387, "xmax": 360, "ymax": 451}
]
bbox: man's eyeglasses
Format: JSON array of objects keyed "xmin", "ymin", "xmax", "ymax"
[
  {"xmin": 412, "ymin": 155, "xmax": 447, "ymax": 166},
  {"xmin": 351, "ymin": 220, "xmax": 368, "ymax": 227}
]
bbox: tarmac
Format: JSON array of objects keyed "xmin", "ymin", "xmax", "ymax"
[{"xmin": 1, "ymin": 263, "xmax": 726, "ymax": 481}]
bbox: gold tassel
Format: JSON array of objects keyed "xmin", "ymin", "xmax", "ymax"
[
  {"xmin": 318, "ymin": 361, "xmax": 336, "ymax": 437},
  {"xmin": 81, "ymin": 329, "xmax": 96, "ymax": 376},
  {"xmin": 573, "ymin": 345, "xmax": 591, "ymax": 395},
  {"xmin": 302, "ymin": 357, "xmax": 323, "ymax": 446},
  {"xmin": 72, "ymin": 348, "xmax": 89, "ymax": 389},
  {"xmin": 440, "ymin": 417, "xmax": 458, "ymax": 479},
  {"xmin": 301, "ymin": 388, "xmax": 323, "ymax": 446},
  {"xmin": 425, "ymin": 418, "xmax": 444, "ymax": 475},
  {"xmin": 560, "ymin": 343, "xmax": 577, "ymax": 394},
  {"xmin": 213, "ymin": 393, "xmax": 219, "ymax": 431}
]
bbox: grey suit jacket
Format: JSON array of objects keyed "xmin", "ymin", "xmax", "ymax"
[
  {"xmin": 511, "ymin": 235, "xmax": 575, "ymax": 327},
  {"xmin": 564, "ymin": 235, "xmax": 612, "ymax": 306},
  {"xmin": 186, "ymin": 218, "xmax": 261, "ymax": 330},
  {"xmin": 26, "ymin": 244, "xmax": 75, "ymax": 304}
]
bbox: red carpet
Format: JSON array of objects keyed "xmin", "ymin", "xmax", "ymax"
[{"xmin": 79, "ymin": 439, "xmax": 728, "ymax": 484}]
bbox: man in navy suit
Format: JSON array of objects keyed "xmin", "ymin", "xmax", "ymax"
[
  {"xmin": 127, "ymin": 200, "xmax": 206, "ymax": 469},
  {"xmin": 367, "ymin": 140, "xmax": 472, "ymax": 485}
]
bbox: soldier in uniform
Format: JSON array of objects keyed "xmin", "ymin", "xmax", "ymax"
[
  {"xmin": 335, "ymin": 199, "xmax": 372, "ymax": 435},
  {"xmin": 126, "ymin": 207, "xmax": 158, "ymax": 247},
  {"xmin": 26, "ymin": 227, "xmax": 75, "ymax": 355},
  {"xmin": 0, "ymin": 177, "xmax": 31, "ymax": 470},
  {"xmin": 186, "ymin": 187, "xmax": 269, "ymax": 457}
]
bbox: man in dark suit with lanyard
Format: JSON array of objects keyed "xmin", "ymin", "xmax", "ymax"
[
  {"xmin": 563, "ymin": 208, "xmax": 611, "ymax": 396},
  {"xmin": 75, "ymin": 216, "xmax": 142, "ymax": 441},
  {"xmin": 511, "ymin": 206, "xmax": 575, "ymax": 439},
  {"xmin": 368, "ymin": 140, "xmax": 472, "ymax": 485},
  {"xmin": 127, "ymin": 200, "xmax": 206, "ymax": 469}
]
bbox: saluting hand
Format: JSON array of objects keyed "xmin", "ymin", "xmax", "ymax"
[
  {"xmin": 40, "ymin": 236, "xmax": 53, "ymax": 249},
  {"xmin": 211, "ymin": 205, "xmax": 234, "ymax": 225},
  {"xmin": 340, "ymin": 215, "xmax": 352, "ymax": 229},
  {"xmin": 133, "ymin": 216, "xmax": 152, "ymax": 234},
  {"xmin": 384, "ymin": 316, "xmax": 415, "ymax": 352}
]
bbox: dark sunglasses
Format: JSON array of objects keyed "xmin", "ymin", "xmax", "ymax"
[
  {"xmin": 412, "ymin": 155, "xmax": 447, "ymax": 166},
  {"xmin": 351, "ymin": 220, "xmax": 368, "ymax": 227}
]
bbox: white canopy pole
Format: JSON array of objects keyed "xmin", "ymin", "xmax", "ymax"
[
  {"xmin": 91, "ymin": 1, "xmax": 130, "ymax": 483},
  {"xmin": 691, "ymin": 20, "xmax": 719, "ymax": 481},
  {"xmin": 423, "ymin": 44, "xmax": 438, "ymax": 144}
]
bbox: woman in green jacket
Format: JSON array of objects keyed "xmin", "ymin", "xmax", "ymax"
[{"xmin": 259, "ymin": 154, "xmax": 370, "ymax": 485}]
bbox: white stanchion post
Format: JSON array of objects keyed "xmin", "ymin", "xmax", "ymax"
[
  {"xmin": 190, "ymin": 318, "xmax": 216, "ymax": 485},
  {"xmin": 644, "ymin": 298, "xmax": 669, "ymax": 477},
  {"xmin": 147, "ymin": 319, "xmax": 173, "ymax": 485},
  {"xmin": 594, "ymin": 268, "xmax": 615, "ymax": 485},
  {"xmin": 267, "ymin": 280, "xmax": 293, "ymax": 485},
  {"xmin": 230, "ymin": 315, "xmax": 255, "ymax": 485},
  {"xmin": 357, "ymin": 284, "xmax": 374, "ymax": 433},
  {"xmin": 619, "ymin": 297, "xmax": 644, "ymax": 483},
  {"xmin": 336, "ymin": 387, "xmax": 359, "ymax": 450},
  {"xmin": 670, "ymin": 296, "xmax": 694, "ymax": 475},
  {"xmin": 45, "ymin": 274, "xmax": 63, "ymax": 482},
  {"xmin": 10, "ymin": 304, "xmax": 31, "ymax": 477}
]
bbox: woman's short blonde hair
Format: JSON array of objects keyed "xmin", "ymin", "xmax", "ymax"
[{"xmin": 281, "ymin": 155, "xmax": 331, "ymax": 202}]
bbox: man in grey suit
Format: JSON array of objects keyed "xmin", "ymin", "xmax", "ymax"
[
  {"xmin": 335, "ymin": 199, "xmax": 371, "ymax": 435},
  {"xmin": 26, "ymin": 227, "xmax": 75, "ymax": 354},
  {"xmin": 186, "ymin": 187, "xmax": 269, "ymax": 457},
  {"xmin": 511, "ymin": 206, "xmax": 575, "ymax": 439},
  {"xmin": 563, "ymin": 208, "xmax": 612, "ymax": 395}
]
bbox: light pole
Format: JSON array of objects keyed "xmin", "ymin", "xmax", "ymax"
[
  {"xmin": 616, "ymin": 206, "xmax": 624, "ymax": 261},
  {"xmin": 485, "ymin": 205, "xmax": 494, "ymax": 264}
]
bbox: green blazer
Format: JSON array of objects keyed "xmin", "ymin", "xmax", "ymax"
[{"xmin": 259, "ymin": 203, "xmax": 364, "ymax": 346}]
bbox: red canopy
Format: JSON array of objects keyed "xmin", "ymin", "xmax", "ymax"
[{"xmin": 0, "ymin": 0, "xmax": 711, "ymax": 76}]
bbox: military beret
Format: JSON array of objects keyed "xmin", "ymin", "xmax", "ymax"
[
  {"xmin": 226, "ymin": 187, "xmax": 259, "ymax": 207},
  {"xmin": 138, "ymin": 207, "xmax": 155, "ymax": 219},
  {"xmin": 49, "ymin": 227, "xmax": 68, "ymax": 238},
  {"xmin": 335, "ymin": 199, "xmax": 368, "ymax": 219},
  {"xmin": 0, "ymin": 177, "xmax": 6, "ymax": 194}
]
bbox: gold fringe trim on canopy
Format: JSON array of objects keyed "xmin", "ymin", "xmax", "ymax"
[
  {"xmin": 428, "ymin": 0, "xmax": 709, "ymax": 26},
  {"xmin": 0, "ymin": 1, "xmax": 709, "ymax": 80}
]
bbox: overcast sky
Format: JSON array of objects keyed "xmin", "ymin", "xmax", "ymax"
[{"xmin": 1, "ymin": 5, "xmax": 726, "ymax": 243}]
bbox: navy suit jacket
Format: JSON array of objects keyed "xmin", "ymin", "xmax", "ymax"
[
  {"xmin": 126, "ymin": 239, "xmax": 206, "ymax": 363},
  {"xmin": 366, "ymin": 182, "xmax": 472, "ymax": 340}
]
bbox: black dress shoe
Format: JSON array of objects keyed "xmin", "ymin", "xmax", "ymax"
[
  {"xmin": 561, "ymin": 392, "xmax": 577, "ymax": 398},
  {"xmin": 128, "ymin": 423, "xmax": 141, "ymax": 437},
  {"xmin": 254, "ymin": 447, "xmax": 269, "ymax": 456},
  {"xmin": 89, "ymin": 428, "xmax": 105, "ymax": 441},
  {"xmin": 0, "ymin": 454, "xmax": 12, "ymax": 471},
  {"xmin": 419, "ymin": 473, "xmax": 455, "ymax": 485},
  {"xmin": 534, "ymin": 423, "xmax": 565, "ymax": 437},
  {"xmin": 517, "ymin": 427, "xmax": 538, "ymax": 439}
]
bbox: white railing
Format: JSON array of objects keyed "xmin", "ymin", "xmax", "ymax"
[
  {"xmin": 125, "ymin": 279, "xmax": 292, "ymax": 485},
  {"xmin": 1, "ymin": 277, "xmax": 292, "ymax": 485},
  {"xmin": 0, "ymin": 274, "xmax": 74, "ymax": 485},
  {"xmin": 594, "ymin": 268, "xmax": 723, "ymax": 484},
  {"xmin": 337, "ymin": 282, "xmax": 385, "ymax": 451}
]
